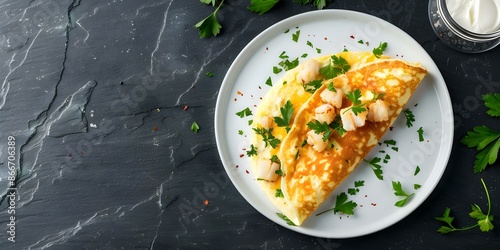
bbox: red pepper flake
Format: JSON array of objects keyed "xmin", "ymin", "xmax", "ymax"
[
  {"xmin": 237, "ymin": 91, "xmax": 243, "ymax": 96},
  {"xmin": 360, "ymin": 205, "xmax": 364, "ymax": 207},
  {"xmin": 152, "ymin": 126, "xmax": 158, "ymax": 131},
  {"xmin": 371, "ymin": 203, "xmax": 377, "ymax": 206},
  {"xmin": 350, "ymin": 35, "xmax": 355, "ymax": 39},
  {"xmin": 183, "ymin": 105, "xmax": 188, "ymax": 111},
  {"xmin": 203, "ymin": 199, "xmax": 209, "ymax": 206},
  {"xmin": 245, "ymin": 170, "xmax": 249, "ymax": 174},
  {"xmin": 324, "ymin": 37, "xmax": 328, "ymax": 40},
  {"xmin": 365, "ymin": 195, "xmax": 368, "ymax": 197},
  {"xmin": 266, "ymin": 47, "xmax": 268, "ymax": 50},
  {"xmin": 239, "ymin": 154, "xmax": 244, "ymax": 158},
  {"xmin": 235, "ymin": 165, "xmax": 239, "ymax": 168},
  {"xmin": 234, "ymin": 98, "xmax": 237, "ymax": 101},
  {"xmin": 389, "ymin": 127, "xmax": 394, "ymax": 131},
  {"xmin": 258, "ymin": 86, "xmax": 262, "ymax": 89}
]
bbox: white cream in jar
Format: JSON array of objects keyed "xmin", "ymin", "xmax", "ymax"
[{"xmin": 446, "ymin": 0, "xmax": 500, "ymax": 34}]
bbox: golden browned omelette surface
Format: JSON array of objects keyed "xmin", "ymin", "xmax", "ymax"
[
  {"xmin": 250, "ymin": 52, "xmax": 381, "ymax": 217},
  {"xmin": 279, "ymin": 59, "xmax": 427, "ymax": 225}
]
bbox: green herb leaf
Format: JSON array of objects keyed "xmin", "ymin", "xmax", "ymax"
[
  {"xmin": 246, "ymin": 144, "xmax": 258, "ymax": 157},
  {"xmin": 191, "ymin": 122, "xmax": 200, "ymax": 133},
  {"xmin": 248, "ymin": 0, "xmax": 280, "ymax": 15},
  {"xmin": 195, "ymin": 0, "xmax": 225, "ymax": 38},
  {"xmin": 277, "ymin": 212, "xmax": 296, "ymax": 226},
  {"xmin": 372, "ymin": 42, "xmax": 388, "ymax": 58},
  {"xmin": 483, "ymin": 93, "xmax": 500, "ymax": 117},
  {"xmin": 333, "ymin": 192, "xmax": 357, "ymax": 215},
  {"xmin": 206, "ymin": 71, "xmax": 214, "ymax": 77},
  {"xmin": 292, "ymin": 30, "xmax": 300, "ymax": 42},
  {"xmin": 403, "ymin": 108, "xmax": 415, "ymax": 127},
  {"xmin": 319, "ymin": 55, "xmax": 351, "ymax": 79},
  {"xmin": 418, "ymin": 127, "xmax": 425, "ymax": 142},
  {"xmin": 253, "ymin": 127, "xmax": 281, "ymax": 148},
  {"xmin": 265, "ymin": 76, "xmax": 272, "ymax": 86},
  {"xmin": 278, "ymin": 58, "xmax": 300, "ymax": 71},
  {"xmin": 414, "ymin": 165, "xmax": 421, "ymax": 176},
  {"xmin": 307, "ymin": 120, "xmax": 331, "ymax": 142},
  {"xmin": 236, "ymin": 107, "xmax": 253, "ymax": 118},
  {"xmin": 200, "ymin": 0, "xmax": 216, "ymax": 6},
  {"xmin": 414, "ymin": 184, "xmax": 421, "ymax": 190},
  {"xmin": 365, "ymin": 157, "xmax": 383, "ymax": 180},
  {"xmin": 275, "ymin": 189, "xmax": 284, "ymax": 198},
  {"xmin": 302, "ymin": 80, "xmax": 323, "ymax": 93},
  {"xmin": 436, "ymin": 178, "xmax": 494, "ymax": 234},
  {"xmin": 392, "ymin": 181, "xmax": 414, "ymax": 207},
  {"xmin": 460, "ymin": 125, "xmax": 500, "ymax": 173},
  {"xmin": 274, "ymin": 100, "xmax": 294, "ymax": 133}
]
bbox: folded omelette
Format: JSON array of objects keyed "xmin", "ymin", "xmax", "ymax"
[{"xmin": 250, "ymin": 52, "xmax": 427, "ymax": 226}]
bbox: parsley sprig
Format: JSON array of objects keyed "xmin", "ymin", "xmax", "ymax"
[
  {"xmin": 316, "ymin": 192, "xmax": 357, "ymax": 216},
  {"xmin": 392, "ymin": 181, "xmax": 414, "ymax": 207},
  {"xmin": 253, "ymin": 127, "xmax": 280, "ymax": 148},
  {"xmin": 274, "ymin": 100, "xmax": 294, "ymax": 133},
  {"xmin": 319, "ymin": 55, "xmax": 351, "ymax": 79},
  {"xmin": 372, "ymin": 42, "xmax": 388, "ymax": 58},
  {"xmin": 403, "ymin": 108, "xmax": 415, "ymax": 127},
  {"xmin": 248, "ymin": 0, "xmax": 280, "ymax": 14},
  {"xmin": 436, "ymin": 178, "xmax": 494, "ymax": 234},
  {"xmin": 364, "ymin": 157, "xmax": 383, "ymax": 180},
  {"xmin": 302, "ymin": 80, "xmax": 323, "ymax": 93},
  {"xmin": 195, "ymin": 0, "xmax": 224, "ymax": 38},
  {"xmin": 460, "ymin": 94, "xmax": 500, "ymax": 173},
  {"xmin": 344, "ymin": 89, "xmax": 385, "ymax": 116}
]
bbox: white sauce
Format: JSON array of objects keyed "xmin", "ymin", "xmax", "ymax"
[{"xmin": 446, "ymin": 0, "xmax": 500, "ymax": 34}]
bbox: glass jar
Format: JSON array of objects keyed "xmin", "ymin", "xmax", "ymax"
[{"xmin": 428, "ymin": 0, "xmax": 500, "ymax": 53}]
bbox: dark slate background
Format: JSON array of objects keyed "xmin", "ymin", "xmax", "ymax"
[{"xmin": 0, "ymin": 0, "xmax": 499, "ymax": 249}]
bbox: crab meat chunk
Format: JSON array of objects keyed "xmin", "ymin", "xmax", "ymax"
[
  {"xmin": 314, "ymin": 104, "xmax": 336, "ymax": 124},
  {"xmin": 256, "ymin": 159, "xmax": 280, "ymax": 181},
  {"xmin": 296, "ymin": 59, "xmax": 321, "ymax": 83},
  {"xmin": 340, "ymin": 107, "xmax": 367, "ymax": 131},
  {"xmin": 306, "ymin": 130, "xmax": 328, "ymax": 152},
  {"xmin": 367, "ymin": 100, "xmax": 390, "ymax": 122},
  {"xmin": 320, "ymin": 88, "xmax": 344, "ymax": 109}
]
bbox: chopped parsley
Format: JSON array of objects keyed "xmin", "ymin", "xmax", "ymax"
[
  {"xmin": 265, "ymin": 76, "xmax": 272, "ymax": 86},
  {"xmin": 236, "ymin": 107, "xmax": 253, "ymax": 118},
  {"xmin": 253, "ymin": 127, "xmax": 280, "ymax": 148},
  {"xmin": 319, "ymin": 55, "xmax": 351, "ymax": 79},
  {"xmin": 414, "ymin": 166, "xmax": 421, "ymax": 176},
  {"xmin": 317, "ymin": 192, "xmax": 357, "ymax": 216},
  {"xmin": 348, "ymin": 180, "xmax": 365, "ymax": 195},
  {"xmin": 277, "ymin": 212, "xmax": 296, "ymax": 226},
  {"xmin": 274, "ymin": 100, "xmax": 294, "ymax": 133},
  {"xmin": 191, "ymin": 122, "xmax": 200, "ymax": 133},
  {"xmin": 403, "ymin": 108, "xmax": 415, "ymax": 127},
  {"xmin": 364, "ymin": 157, "xmax": 383, "ymax": 180},
  {"xmin": 344, "ymin": 89, "xmax": 384, "ymax": 116},
  {"xmin": 275, "ymin": 189, "xmax": 284, "ymax": 198},
  {"xmin": 417, "ymin": 127, "xmax": 425, "ymax": 142},
  {"xmin": 372, "ymin": 42, "xmax": 388, "ymax": 58},
  {"xmin": 307, "ymin": 120, "xmax": 331, "ymax": 142},
  {"xmin": 302, "ymin": 80, "xmax": 323, "ymax": 93},
  {"xmin": 246, "ymin": 144, "xmax": 258, "ymax": 157},
  {"xmin": 292, "ymin": 30, "xmax": 300, "ymax": 42}
]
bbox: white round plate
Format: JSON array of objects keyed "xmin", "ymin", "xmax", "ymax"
[{"xmin": 215, "ymin": 10, "xmax": 453, "ymax": 238}]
